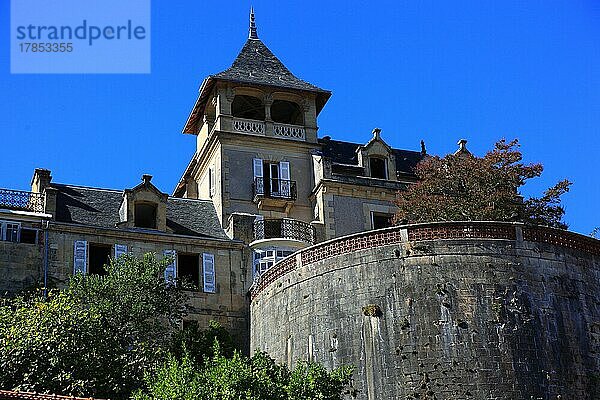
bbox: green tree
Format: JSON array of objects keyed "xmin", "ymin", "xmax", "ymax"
[
  {"xmin": 395, "ymin": 139, "xmax": 571, "ymax": 229},
  {"xmin": 135, "ymin": 345, "xmax": 354, "ymax": 400},
  {"xmin": 169, "ymin": 320, "xmax": 236, "ymax": 365},
  {"xmin": 0, "ymin": 253, "xmax": 187, "ymax": 399}
]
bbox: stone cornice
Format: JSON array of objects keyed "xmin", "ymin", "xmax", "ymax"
[{"xmin": 310, "ymin": 178, "xmax": 407, "ymax": 201}]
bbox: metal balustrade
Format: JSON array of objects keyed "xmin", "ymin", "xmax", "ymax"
[
  {"xmin": 253, "ymin": 177, "xmax": 297, "ymax": 201},
  {"xmin": 253, "ymin": 218, "xmax": 315, "ymax": 245},
  {"xmin": 0, "ymin": 189, "xmax": 44, "ymax": 213}
]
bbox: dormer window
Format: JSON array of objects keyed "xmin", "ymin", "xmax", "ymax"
[
  {"xmin": 369, "ymin": 157, "xmax": 388, "ymax": 179},
  {"xmin": 232, "ymin": 95, "xmax": 265, "ymax": 121},
  {"xmin": 119, "ymin": 174, "xmax": 168, "ymax": 231},
  {"xmin": 134, "ymin": 202, "xmax": 157, "ymax": 229}
]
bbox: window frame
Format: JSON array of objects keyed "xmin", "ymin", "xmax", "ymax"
[
  {"xmin": 369, "ymin": 157, "xmax": 388, "ymax": 179},
  {"xmin": 134, "ymin": 201, "xmax": 158, "ymax": 229},
  {"xmin": 0, "ymin": 221, "xmax": 21, "ymax": 242},
  {"xmin": 370, "ymin": 212, "xmax": 393, "ymax": 230}
]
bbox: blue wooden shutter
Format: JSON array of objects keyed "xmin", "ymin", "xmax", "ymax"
[
  {"xmin": 74, "ymin": 240, "xmax": 87, "ymax": 274},
  {"xmin": 202, "ymin": 253, "xmax": 215, "ymax": 293},
  {"xmin": 163, "ymin": 249, "xmax": 177, "ymax": 282},
  {"xmin": 115, "ymin": 244, "xmax": 128, "ymax": 259}
]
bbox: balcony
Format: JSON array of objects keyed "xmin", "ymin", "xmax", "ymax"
[
  {"xmin": 230, "ymin": 117, "xmax": 305, "ymax": 141},
  {"xmin": 253, "ymin": 177, "xmax": 297, "ymax": 201},
  {"xmin": 273, "ymin": 123, "xmax": 305, "ymax": 140},
  {"xmin": 232, "ymin": 117, "xmax": 265, "ymax": 135},
  {"xmin": 254, "ymin": 218, "xmax": 315, "ymax": 245},
  {"xmin": 0, "ymin": 189, "xmax": 44, "ymax": 213}
]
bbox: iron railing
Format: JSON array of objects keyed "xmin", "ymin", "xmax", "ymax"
[
  {"xmin": 254, "ymin": 218, "xmax": 315, "ymax": 244},
  {"xmin": 253, "ymin": 177, "xmax": 297, "ymax": 201},
  {"xmin": 0, "ymin": 189, "xmax": 44, "ymax": 213}
]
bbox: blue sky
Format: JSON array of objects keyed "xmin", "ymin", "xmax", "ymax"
[{"xmin": 1, "ymin": 0, "xmax": 598, "ymax": 234}]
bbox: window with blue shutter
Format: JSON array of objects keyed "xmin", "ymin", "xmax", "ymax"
[
  {"xmin": 202, "ymin": 253, "xmax": 215, "ymax": 293},
  {"xmin": 74, "ymin": 240, "xmax": 87, "ymax": 274},
  {"xmin": 163, "ymin": 249, "xmax": 177, "ymax": 283},
  {"xmin": 114, "ymin": 244, "xmax": 128, "ymax": 259}
]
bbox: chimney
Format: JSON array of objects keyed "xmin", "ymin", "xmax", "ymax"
[
  {"xmin": 31, "ymin": 168, "xmax": 52, "ymax": 193},
  {"xmin": 420, "ymin": 140, "xmax": 427, "ymax": 155},
  {"xmin": 142, "ymin": 174, "xmax": 153, "ymax": 185}
]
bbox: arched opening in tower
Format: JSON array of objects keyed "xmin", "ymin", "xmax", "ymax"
[
  {"xmin": 270, "ymin": 100, "xmax": 303, "ymax": 125},
  {"xmin": 232, "ymin": 95, "xmax": 265, "ymax": 121}
]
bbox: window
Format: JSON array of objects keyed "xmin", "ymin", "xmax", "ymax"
[
  {"xmin": 20, "ymin": 228, "xmax": 37, "ymax": 244},
  {"xmin": 0, "ymin": 221, "xmax": 37, "ymax": 244},
  {"xmin": 371, "ymin": 212, "xmax": 393, "ymax": 230},
  {"xmin": 88, "ymin": 243, "xmax": 111, "ymax": 275},
  {"xmin": 253, "ymin": 247, "xmax": 295, "ymax": 278},
  {"xmin": 1, "ymin": 221, "xmax": 20, "ymax": 242},
  {"xmin": 232, "ymin": 95, "xmax": 265, "ymax": 121},
  {"xmin": 256, "ymin": 160, "xmax": 291, "ymax": 198},
  {"xmin": 178, "ymin": 253, "xmax": 200, "ymax": 288},
  {"xmin": 369, "ymin": 157, "xmax": 388, "ymax": 179},
  {"xmin": 270, "ymin": 100, "xmax": 303, "ymax": 125},
  {"xmin": 134, "ymin": 202, "xmax": 157, "ymax": 229}
]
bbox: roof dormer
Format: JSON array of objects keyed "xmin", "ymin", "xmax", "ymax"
[
  {"xmin": 119, "ymin": 174, "xmax": 168, "ymax": 231},
  {"xmin": 357, "ymin": 128, "xmax": 397, "ymax": 181}
]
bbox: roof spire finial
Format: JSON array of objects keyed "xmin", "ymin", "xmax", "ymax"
[{"xmin": 249, "ymin": 7, "xmax": 258, "ymax": 39}]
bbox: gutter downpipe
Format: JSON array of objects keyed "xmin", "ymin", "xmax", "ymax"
[{"xmin": 43, "ymin": 220, "xmax": 49, "ymax": 298}]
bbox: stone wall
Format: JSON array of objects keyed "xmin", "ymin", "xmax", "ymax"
[
  {"xmin": 0, "ymin": 240, "xmax": 43, "ymax": 294},
  {"xmin": 46, "ymin": 223, "xmax": 250, "ymax": 350},
  {"xmin": 250, "ymin": 222, "xmax": 600, "ymax": 399}
]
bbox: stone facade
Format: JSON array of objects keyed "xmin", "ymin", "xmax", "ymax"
[
  {"xmin": 250, "ymin": 222, "xmax": 600, "ymax": 399},
  {"xmin": 45, "ymin": 224, "xmax": 249, "ymax": 347},
  {"xmin": 0, "ymin": 170, "xmax": 251, "ymax": 351}
]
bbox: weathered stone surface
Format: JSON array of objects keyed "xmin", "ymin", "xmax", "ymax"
[{"xmin": 251, "ymin": 237, "xmax": 600, "ymax": 399}]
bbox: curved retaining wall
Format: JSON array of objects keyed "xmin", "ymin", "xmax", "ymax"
[{"xmin": 250, "ymin": 222, "xmax": 600, "ymax": 400}]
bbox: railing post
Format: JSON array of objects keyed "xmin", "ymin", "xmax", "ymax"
[
  {"xmin": 400, "ymin": 228, "xmax": 409, "ymax": 242},
  {"xmin": 515, "ymin": 224, "xmax": 524, "ymax": 248}
]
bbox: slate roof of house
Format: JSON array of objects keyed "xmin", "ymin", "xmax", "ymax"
[
  {"xmin": 51, "ymin": 184, "xmax": 228, "ymax": 240},
  {"xmin": 0, "ymin": 390, "xmax": 99, "ymax": 400},
  {"xmin": 318, "ymin": 138, "xmax": 425, "ymax": 176}
]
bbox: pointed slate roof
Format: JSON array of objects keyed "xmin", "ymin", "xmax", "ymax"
[
  {"xmin": 211, "ymin": 38, "xmax": 327, "ymax": 93},
  {"xmin": 183, "ymin": 11, "xmax": 330, "ymax": 134}
]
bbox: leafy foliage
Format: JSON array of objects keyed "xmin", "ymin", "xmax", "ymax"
[
  {"xmin": 395, "ymin": 139, "xmax": 571, "ymax": 228},
  {"xmin": 0, "ymin": 254, "xmax": 352, "ymax": 399},
  {"xmin": 0, "ymin": 254, "xmax": 187, "ymax": 399},
  {"xmin": 169, "ymin": 320, "xmax": 236, "ymax": 365},
  {"xmin": 134, "ymin": 345, "xmax": 354, "ymax": 400}
]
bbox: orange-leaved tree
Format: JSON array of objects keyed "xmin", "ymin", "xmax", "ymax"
[{"xmin": 394, "ymin": 139, "xmax": 571, "ymax": 229}]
